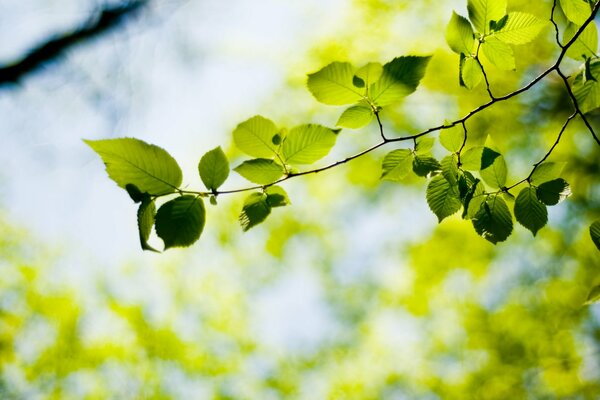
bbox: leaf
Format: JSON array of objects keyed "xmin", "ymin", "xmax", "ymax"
[
  {"xmin": 536, "ymin": 178, "xmax": 571, "ymax": 205},
  {"xmin": 355, "ymin": 62, "xmax": 384, "ymax": 88},
  {"xmin": 472, "ymin": 195, "xmax": 513, "ymax": 244},
  {"xmin": 493, "ymin": 12, "xmax": 547, "ymax": 44},
  {"xmin": 415, "ymin": 137, "xmax": 435, "ymax": 154},
  {"xmin": 440, "ymin": 124, "xmax": 465, "ymax": 152},
  {"xmin": 85, "ymin": 138, "xmax": 182, "ymax": 196},
  {"xmin": 234, "ymin": 159, "xmax": 285, "ymax": 185},
  {"xmin": 514, "ymin": 186, "xmax": 548, "ymax": 236},
  {"xmin": 564, "ymin": 22, "xmax": 598, "ymax": 61},
  {"xmin": 460, "ymin": 55, "xmax": 484, "ymax": 89},
  {"xmin": 446, "ymin": 11, "xmax": 475, "ymax": 54},
  {"xmin": 560, "ymin": 0, "xmax": 592, "ymax": 25},
  {"xmin": 584, "ymin": 284, "xmax": 600, "ymax": 305},
  {"xmin": 369, "ymin": 56, "xmax": 431, "ymax": 106},
  {"xmin": 155, "ymin": 196, "xmax": 206, "ymax": 249},
  {"xmin": 232, "ymin": 115, "xmax": 280, "ymax": 158},
  {"xmin": 426, "ymin": 175, "xmax": 462, "ymax": 222},
  {"xmin": 413, "ymin": 155, "xmax": 441, "ymax": 177},
  {"xmin": 282, "ymin": 124, "xmax": 339, "ymax": 165},
  {"xmin": 530, "ymin": 162, "xmax": 567, "ymax": 185},
  {"xmin": 482, "ymin": 37, "xmax": 515, "ymax": 70},
  {"xmin": 590, "ymin": 220, "xmax": 600, "ymax": 251},
  {"xmin": 239, "ymin": 193, "xmax": 271, "ymax": 231},
  {"xmin": 198, "ymin": 146, "xmax": 229, "ymax": 191},
  {"xmin": 468, "ymin": 0, "xmax": 507, "ymax": 34},
  {"xmin": 126, "ymin": 183, "xmax": 144, "ymax": 203},
  {"xmin": 137, "ymin": 197, "xmax": 159, "ymax": 252},
  {"xmin": 573, "ymin": 60, "xmax": 600, "ymax": 113},
  {"xmin": 306, "ymin": 62, "xmax": 364, "ymax": 105},
  {"xmin": 336, "ymin": 105, "xmax": 374, "ymax": 129},
  {"xmin": 266, "ymin": 186, "xmax": 290, "ymax": 208},
  {"xmin": 381, "ymin": 149, "xmax": 414, "ymax": 181},
  {"xmin": 480, "ymin": 149, "xmax": 507, "ymax": 188},
  {"xmin": 463, "ymin": 179, "xmax": 485, "ymax": 219},
  {"xmin": 460, "ymin": 146, "xmax": 485, "ymax": 170},
  {"xmin": 441, "ymin": 154, "xmax": 459, "ymax": 185}
]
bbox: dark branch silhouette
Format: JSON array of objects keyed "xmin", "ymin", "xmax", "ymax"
[{"xmin": 0, "ymin": 0, "xmax": 148, "ymax": 86}]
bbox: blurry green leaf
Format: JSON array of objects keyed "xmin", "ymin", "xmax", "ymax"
[
  {"xmin": 413, "ymin": 155, "xmax": 441, "ymax": 177},
  {"xmin": 560, "ymin": 0, "xmax": 592, "ymax": 25},
  {"xmin": 564, "ymin": 22, "xmax": 598, "ymax": 61},
  {"xmin": 85, "ymin": 138, "xmax": 182, "ymax": 195},
  {"xmin": 155, "ymin": 196, "xmax": 206, "ymax": 249},
  {"xmin": 584, "ymin": 283, "xmax": 600, "ymax": 304},
  {"xmin": 282, "ymin": 124, "xmax": 339, "ymax": 164},
  {"xmin": 369, "ymin": 56, "xmax": 431, "ymax": 106},
  {"xmin": 307, "ymin": 62, "xmax": 364, "ymax": 105},
  {"xmin": 266, "ymin": 186, "xmax": 290, "ymax": 208},
  {"xmin": 239, "ymin": 193, "xmax": 271, "ymax": 231},
  {"xmin": 426, "ymin": 175, "xmax": 462, "ymax": 222},
  {"xmin": 355, "ymin": 62, "xmax": 384, "ymax": 87},
  {"xmin": 234, "ymin": 159, "xmax": 285, "ymax": 185},
  {"xmin": 460, "ymin": 55, "xmax": 484, "ymax": 89},
  {"xmin": 493, "ymin": 12, "xmax": 547, "ymax": 44},
  {"xmin": 573, "ymin": 60, "xmax": 600, "ymax": 113},
  {"xmin": 415, "ymin": 137, "xmax": 435, "ymax": 154},
  {"xmin": 590, "ymin": 220, "xmax": 600, "ymax": 251},
  {"xmin": 472, "ymin": 195, "xmax": 513, "ymax": 244},
  {"xmin": 138, "ymin": 197, "xmax": 159, "ymax": 252},
  {"xmin": 336, "ymin": 105, "xmax": 374, "ymax": 129},
  {"xmin": 441, "ymin": 154, "xmax": 459, "ymax": 185},
  {"xmin": 482, "ymin": 37, "xmax": 515, "ymax": 70},
  {"xmin": 514, "ymin": 186, "xmax": 548, "ymax": 236},
  {"xmin": 381, "ymin": 149, "xmax": 414, "ymax": 181},
  {"xmin": 480, "ymin": 149, "xmax": 507, "ymax": 188},
  {"xmin": 233, "ymin": 115, "xmax": 280, "ymax": 158},
  {"xmin": 440, "ymin": 124, "xmax": 465, "ymax": 152},
  {"xmin": 446, "ymin": 11, "xmax": 475, "ymax": 54},
  {"xmin": 468, "ymin": 0, "xmax": 507, "ymax": 34},
  {"xmin": 209, "ymin": 195, "xmax": 218, "ymax": 206},
  {"xmin": 460, "ymin": 146, "xmax": 485, "ymax": 170},
  {"xmin": 126, "ymin": 183, "xmax": 144, "ymax": 203},
  {"xmin": 199, "ymin": 146, "xmax": 229, "ymax": 191},
  {"xmin": 536, "ymin": 178, "xmax": 571, "ymax": 205},
  {"xmin": 530, "ymin": 162, "xmax": 567, "ymax": 185}
]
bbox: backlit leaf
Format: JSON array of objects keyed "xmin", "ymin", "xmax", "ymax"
[
  {"xmin": 468, "ymin": 0, "xmax": 507, "ymax": 34},
  {"xmin": 266, "ymin": 186, "xmax": 290, "ymax": 208},
  {"xmin": 573, "ymin": 59, "xmax": 600, "ymax": 113},
  {"xmin": 239, "ymin": 193, "xmax": 271, "ymax": 231},
  {"xmin": 560, "ymin": 0, "xmax": 592, "ymax": 25},
  {"xmin": 137, "ymin": 197, "xmax": 159, "ymax": 252},
  {"xmin": 199, "ymin": 146, "xmax": 229, "ymax": 191},
  {"xmin": 493, "ymin": 12, "xmax": 547, "ymax": 45},
  {"xmin": 426, "ymin": 175, "xmax": 462, "ymax": 222},
  {"xmin": 413, "ymin": 155, "xmax": 441, "ymax": 177},
  {"xmin": 369, "ymin": 56, "xmax": 431, "ymax": 106},
  {"xmin": 564, "ymin": 22, "xmax": 598, "ymax": 61},
  {"xmin": 514, "ymin": 186, "xmax": 548, "ymax": 236},
  {"xmin": 480, "ymin": 149, "xmax": 507, "ymax": 188},
  {"xmin": 472, "ymin": 195, "xmax": 513, "ymax": 244},
  {"xmin": 415, "ymin": 137, "xmax": 435, "ymax": 154},
  {"xmin": 232, "ymin": 115, "xmax": 280, "ymax": 158},
  {"xmin": 381, "ymin": 149, "xmax": 414, "ymax": 181},
  {"xmin": 355, "ymin": 62, "xmax": 384, "ymax": 88},
  {"xmin": 307, "ymin": 62, "xmax": 364, "ymax": 105},
  {"xmin": 440, "ymin": 124, "xmax": 465, "ymax": 152},
  {"xmin": 530, "ymin": 162, "xmax": 567, "ymax": 185},
  {"xmin": 234, "ymin": 159, "xmax": 285, "ymax": 185},
  {"xmin": 155, "ymin": 196, "xmax": 206, "ymax": 249},
  {"xmin": 282, "ymin": 124, "xmax": 339, "ymax": 164},
  {"xmin": 441, "ymin": 154, "xmax": 459, "ymax": 185},
  {"xmin": 446, "ymin": 11, "xmax": 475, "ymax": 54},
  {"xmin": 482, "ymin": 37, "xmax": 515, "ymax": 70},
  {"xmin": 536, "ymin": 178, "xmax": 571, "ymax": 205},
  {"xmin": 336, "ymin": 105, "xmax": 374, "ymax": 129},
  {"xmin": 460, "ymin": 55, "xmax": 483, "ymax": 89}
]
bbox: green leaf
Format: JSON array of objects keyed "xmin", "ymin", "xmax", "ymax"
[
  {"xmin": 482, "ymin": 37, "xmax": 515, "ymax": 70},
  {"xmin": 564, "ymin": 22, "xmax": 598, "ymax": 61},
  {"xmin": 480, "ymin": 149, "xmax": 507, "ymax": 188},
  {"xmin": 440, "ymin": 124, "xmax": 465, "ymax": 152},
  {"xmin": 468, "ymin": 0, "xmax": 507, "ymax": 34},
  {"xmin": 239, "ymin": 193, "xmax": 271, "ymax": 231},
  {"xmin": 336, "ymin": 105, "xmax": 374, "ymax": 129},
  {"xmin": 536, "ymin": 178, "xmax": 571, "ymax": 205},
  {"xmin": 441, "ymin": 154, "xmax": 459, "ymax": 185},
  {"xmin": 355, "ymin": 62, "xmax": 384, "ymax": 88},
  {"xmin": 266, "ymin": 186, "xmax": 290, "ymax": 208},
  {"xmin": 155, "ymin": 196, "xmax": 206, "ymax": 249},
  {"xmin": 381, "ymin": 149, "xmax": 414, "ymax": 181},
  {"xmin": 307, "ymin": 62, "xmax": 364, "ymax": 105},
  {"xmin": 460, "ymin": 146, "xmax": 485, "ymax": 170},
  {"xmin": 426, "ymin": 175, "xmax": 462, "ymax": 222},
  {"xmin": 493, "ymin": 12, "xmax": 547, "ymax": 44},
  {"xmin": 460, "ymin": 55, "xmax": 484, "ymax": 89},
  {"xmin": 446, "ymin": 11, "xmax": 475, "ymax": 54},
  {"xmin": 198, "ymin": 146, "xmax": 229, "ymax": 191},
  {"xmin": 282, "ymin": 124, "xmax": 339, "ymax": 165},
  {"xmin": 85, "ymin": 138, "xmax": 182, "ymax": 196},
  {"xmin": 232, "ymin": 115, "xmax": 280, "ymax": 158},
  {"xmin": 573, "ymin": 60, "xmax": 600, "ymax": 113},
  {"xmin": 530, "ymin": 162, "xmax": 567, "ymax": 185},
  {"xmin": 137, "ymin": 197, "xmax": 159, "ymax": 252},
  {"xmin": 412, "ymin": 155, "xmax": 441, "ymax": 177},
  {"xmin": 369, "ymin": 56, "xmax": 431, "ymax": 106},
  {"xmin": 590, "ymin": 220, "xmax": 600, "ymax": 251},
  {"xmin": 234, "ymin": 159, "xmax": 285, "ymax": 185},
  {"xmin": 584, "ymin": 284, "xmax": 600, "ymax": 304},
  {"xmin": 126, "ymin": 183, "xmax": 144, "ymax": 203},
  {"xmin": 463, "ymin": 179, "xmax": 485, "ymax": 219},
  {"xmin": 560, "ymin": 0, "xmax": 592, "ymax": 25},
  {"xmin": 514, "ymin": 186, "xmax": 548, "ymax": 236},
  {"xmin": 472, "ymin": 195, "xmax": 513, "ymax": 244},
  {"xmin": 415, "ymin": 137, "xmax": 435, "ymax": 154}
]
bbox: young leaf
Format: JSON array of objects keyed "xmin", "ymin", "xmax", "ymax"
[
  {"xmin": 536, "ymin": 178, "xmax": 571, "ymax": 205},
  {"xmin": 234, "ymin": 159, "xmax": 285, "ymax": 185},
  {"xmin": 514, "ymin": 186, "xmax": 548, "ymax": 236},
  {"xmin": 381, "ymin": 149, "xmax": 414, "ymax": 181},
  {"xmin": 307, "ymin": 62, "xmax": 364, "ymax": 105},
  {"xmin": 85, "ymin": 138, "xmax": 182, "ymax": 196},
  {"xmin": 336, "ymin": 105, "xmax": 374, "ymax": 129},
  {"xmin": 369, "ymin": 56, "xmax": 431, "ymax": 106},
  {"xmin": 468, "ymin": 0, "xmax": 507, "ymax": 34},
  {"xmin": 460, "ymin": 55, "xmax": 484, "ymax": 89},
  {"xmin": 266, "ymin": 186, "xmax": 291, "ymax": 208},
  {"xmin": 564, "ymin": 22, "xmax": 598, "ymax": 61},
  {"xmin": 199, "ymin": 146, "xmax": 229, "ymax": 191},
  {"xmin": 355, "ymin": 62, "xmax": 384, "ymax": 88},
  {"xmin": 472, "ymin": 195, "xmax": 513, "ymax": 244},
  {"xmin": 560, "ymin": 0, "xmax": 592, "ymax": 25},
  {"xmin": 446, "ymin": 11, "xmax": 475, "ymax": 54},
  {"xmin": 530, "ymin": 162, "xmax": 567, "ymax": 185},
  {"xmin": 590, "ymin": 220, "xmax": 600, "ymax": 251},
  {"xmin": 282, "ymin": 124, "xmax": 339, "ymax": 165},
  {"xmin": 573, "ymin": 60, "xmax": 600, "ymax": 113},
  {"xmin": 480, "ymin": 149, "xmax": 507, "ymax": 188},
  {"xmin": 232, "ymin": 115, "xmax": 280, "ymax": 158},
  {"xmin": 155, "ymin": 195, "xmax": 206, "ymax": 249},
  {"xmin": 426, "ymin": 175, "xmax": 462, "ymax": 222},
  {"xmin": 413, "ymin": 155, "xmax": 441, "ymax": 177},
  {"xmin": 239, "ymin": 193, "xmax": 271, "ymax": 231},
  {"xmin": 441, "ymin": 154, "xmax": 459, "ymax": 185},
  {"xmin": 440, "ymin": 124, "xmax": 465, "ymax": 152},
  {"xmin": 415, "ymin": 137, "xmax": 435, "ymax": 154},
  {"xmin": 493, "ymin": 12, "xmax": 547, "ymax": 44},
  {"xmin": 584, "ymin": 284, "xmax": 600, "ymax": 305},
  {"xmin": 138, "ymin": 197, "xmax": 159, "ymax": 252},
  {"xmin": 482, "ymin": 37, "xmax": 515, "ymax": 70},
  {"xmin": 460, "ymin": 146, "xmax": 485, "ymax": 170}
]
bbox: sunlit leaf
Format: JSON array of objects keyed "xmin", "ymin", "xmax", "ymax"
[
  {"xmin": 573, "ymin": 59, "xmax": 600, "ymax": 113},
  {"xmin": 381, "ymin": 149, "xmax": 414, "ymax": 181},
  {"xmin": 307, "ymin": 62, "xmax": 364, "ymax": 105},
  {"xmin": 415, "ymin": 137, "xmax": 435, "ymax": 154},
  {"xmin": 468, "ymin": 0, "xmax": 507, "ymax": 34},
  {"xmin": 460, "ymin": 146, "xmax": 485, "ymax": 170},
  {"xmin": 232, "ymin": 115, "xmax": 280, "ymax": 158},
  {"xmin": 530, "ymin": 162, "xmax": 567, "ymax": 185},
  {"xmin": 234, "ymin": 159, "xmax": 285, "ymax": 185},
  {"xmin": 199, "ymin": 146, "xmax": 229, "ymax": 191},
  {"xmin": 336, "ymin": 105, "xmax": 374, "ymax": 129},
  {"xmin": 137, "ymin": 197, "xmax": 159, "ymax": 252},
  {"xmin": 239, "ymin": 193, "xmax": 271, "ymax": 231},
  {"xmin": 355, "ymin": 62, "xmax": 384, "ymax": 88},
  {"xmin": 369, "ymin": 56, "xmax": 431, "ymax": 106},
  {"xmin": 155, "ymin": 196, "xmax": 206, "ymax": 249},
  {"xmin": 426, "ymin": 175, "xmax": 462, "ymax": 222},
  {"xmin": 413, "ymin": 155, "xmax": 441, "ymax": 177},
  {"xmin": 266, "ymin": 186, "xmax": 290, "ymax": 208},
  {"xmin": 446, "ymin": 11, "xmax": 475, "ymax": 54},
  {"xmin": 536, "ymin": 178, "xmax": 571, "ymax": 205},
  {"xmin": 460, "ymin": 55, "xmax": 483, "ymax": 89},
  {"xmin": 282, "ymin": 124, "xmax": 339, "ymax": 164},
  {"xmin": 514, "ymin": 186, "xmax": 548, "ymax": 236},
  {"xmin": 493, "ymin": 12, "xmax": 547, "ymax": 44},
  {"xmin": 560, "ymin": 0, "xmax": 592, "ymax": 25},
  {"xmin": 472, "ymin": 195, "xmax": 513, "ymax": 244},
  {"xmin": 564, "ymin": 22, "xmax": 598, "ymax": 61},
  {"xmin": 441, "ymin": 154, "xmax": 459, "ymax": 185},
  {"xmin": 482, "ymin": 37, "xmax": 515, "ymax": 70},
  {"xmin": 463, "ymin": 179, "xmax": 485, "ymax": 219},
  {"xmin": 480, "ymin": 149, "xmax": 507, "ymax": 188},
  {"xmin": 440, "ymin": 124, "xmax": 465, "ymax": 152}
]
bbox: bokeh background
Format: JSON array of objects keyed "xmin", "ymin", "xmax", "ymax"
[{"xmin": 1, "ymin": 0, "xmax": 600, "ymax": 398}]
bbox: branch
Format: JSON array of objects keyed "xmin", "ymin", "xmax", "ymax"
[{"xmin": 0, "ymin": 0, "xmax": 148, "ymax": 86}]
